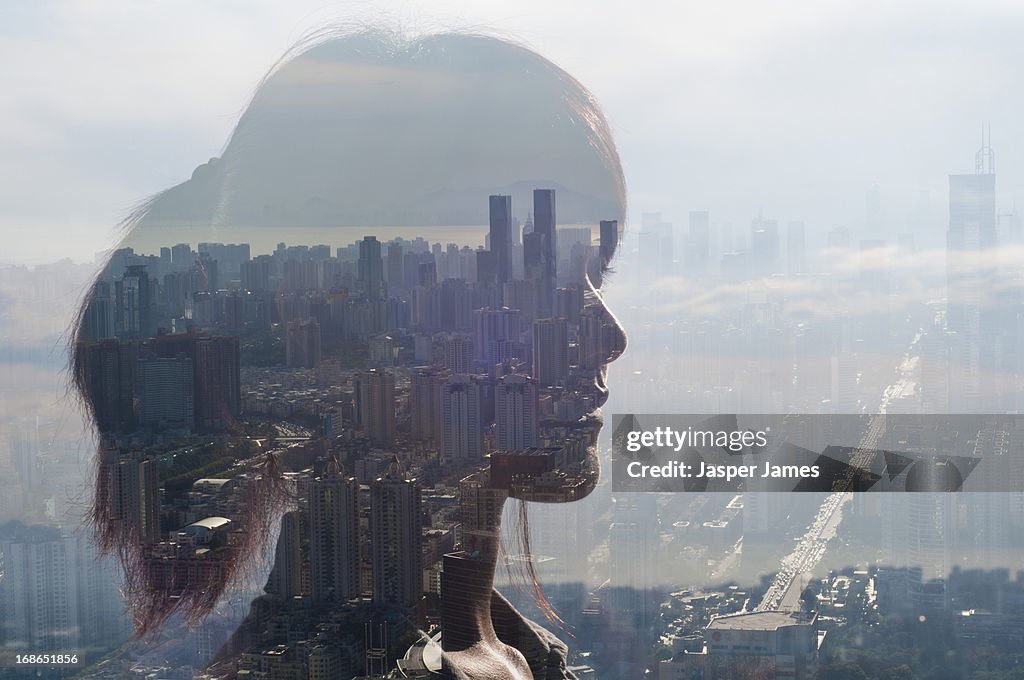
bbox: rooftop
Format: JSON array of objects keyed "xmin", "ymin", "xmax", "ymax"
[
  {"xmin": 708, "ymin": 611, "xmax": 812, "ymax": 632},
  {"xmin": 184, "ymin": 516, "xmax": 233, "ymax": 532}
]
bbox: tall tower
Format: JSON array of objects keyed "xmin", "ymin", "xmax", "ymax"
[
  {"xmin": 489, "ymin": 195, "xmax": 513, "ymax": 287},
  {"xmin": 495, "ymin": 374, "xmax": 538, "ymax": 450},
  {"xmin": 370, "ymin": 458, "xmax": 422, "ymax": 607},
  {"xmin": 533, "ymin": 189, "xmax": 557, "ymax": 315},
  {"xmin": 309, "ymin": 457, "xmax": 360, "ymax": 602},
  {"xmin": 358, "ymin": 236, "xmax": 385, "ymax": 302},
  {"xmin": 440, "ymin": 375, "xmax": 483, "ymax": 462}
]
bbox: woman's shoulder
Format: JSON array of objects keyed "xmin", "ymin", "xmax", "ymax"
[{"xmin": 487, "ymin": 589, "xmax": 579, "ymax": 680}]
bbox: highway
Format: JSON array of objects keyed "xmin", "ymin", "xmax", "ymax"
[{"xmin": 754, "ymin": 334, "xmax": 920, "ymax": 612}]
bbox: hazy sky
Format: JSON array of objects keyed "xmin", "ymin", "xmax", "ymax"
[{"xmin": 4, "ymin": 0, "xmax": 1024, "ymax": 263}]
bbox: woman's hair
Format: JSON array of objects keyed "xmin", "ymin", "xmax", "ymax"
[{"xmin": 71, "ymin": 26, "xmax": 625, "ymax": 635}]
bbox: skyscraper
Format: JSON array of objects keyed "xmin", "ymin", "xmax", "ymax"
[
  {"xmin": 386, "ymin": 241, "xmax": 404, "ymax": 293},
  {"xmin": 411, "ymin": 368, "xmax": 443, "ymax": 444},
  {"xmin": 98, "ymin": 449, "xmax": 160, "ymax": 544},
  {"xmin": 358, "ymin": 369, "xmax": 396, "ymax": 447},
  {"xmin": 532, "ymin": 317, "xmax": 569, "ymax": 387},
  {"xmin": 533, "ymin": 189, "xmax": 557, "ymax": 276},
  {"xmin": 439, "ymin": 279, "xmax": 474, "ymax": 331},
  {"xmin": 84, "ymin": 280, "xmax": 116, "ymax": 341},
  {"xmin": 533, "ymin": 189, "xmax": 557, "ymax": 315},
  {"xmin": 309, "ymin": 458, "xmax": 360, "ymax": 602},
  {"xmin": 150, "ymin": 331, "xmax": 241, "ymax": 433},
  {"xmin": 71, "ymin": 531, "xmax": 130, "ymax": 653},
  {"xmin": 489, "ymin": 195, "xmax": 513, "ymax": 287},
  {"xmin": 947, "ymin": 137, "xmax": 997, "ymax": 412},
  {"xmin": 475, "ymin": 249, "xmax": 497, "ymax": 287},
  {"xmin": 440, "ymin": 375, "xmax": 482, "ymax": 462},
  {"xmin": 138, "ymin": 356, "xmax": 195, "ymax": 431},
  {"xmin": 495, "ymin": 374, "xmax": 538, "ymax": 450},
  {"xmin": 358, "ymin": 236, "xmax": 385, "ymax": 302},
  {"xmin": 948, "ymin": 177, "xmax": 996, "ymax": 314},
  {"xmin": 370, "ymin": 458, "xmax": 422, "ymax": 607},
  {"xmin": 523, "ymin": 230, "xmax": 544, "ymax": 284},
  {"xmin": 118, "ymin": 264, "xmax": 151, "ymax": 338},
  {"xmin": 77, "ymin": 338, "xmax": 138, "ymax": 432}
]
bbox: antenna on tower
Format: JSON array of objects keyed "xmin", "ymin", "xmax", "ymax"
[{"xmin": 975, "ymin": 122, "xmax": 995, "ymax": 175}]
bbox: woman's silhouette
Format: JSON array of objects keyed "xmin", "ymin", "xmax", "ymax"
[{"xmin": 72, "ymin": 28, "xmax": 626, "ymax": 679}]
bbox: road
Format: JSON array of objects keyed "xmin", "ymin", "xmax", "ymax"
[{"xmin": 755, "ymin": 333, "xmax": 921, "ymax": 612}]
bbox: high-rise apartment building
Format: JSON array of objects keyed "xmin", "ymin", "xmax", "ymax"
[
  {"xmin": 150, "ymin": 331, "xmax": 241, "ymax": 432},
  {"xmin": 99, "ymin": 450, "xmax": 160, "ymax": 544},
  {"xmin": 0, "ymin": 524, "xmax": 79, "ymax": 651},
  {"xmin": 495, "ymin": 374, "xmax": 538, "ymax": 451},
  {"xmin": 472, "ymin": 307, "xmax": 522, "ymax": 372},
  {"xmin": 309, "ymin": 459, "xmax": 360, "ymax": 602},
  {"xmin": 442, "ymin": 333, "xmax": 474, "ymax": 374},
  {"xmin": 358, "ymin": 369, "xmax": 396, "ymax": 447},
  {"xmin": 138, "ymin": 356, "xmax": 195, "ymax": 431},
  {"xmin": 532, "ymin": 317, "xmax": 569, "ymax": 387},
  {"xmin": 440, "ymin": 375, "xmax": 482, "ymax": 462},
  {"xmin": 370, "ymin": 459, "xmax": 422, "ymax": 607}
]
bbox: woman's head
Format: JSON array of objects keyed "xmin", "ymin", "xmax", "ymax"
[
  {"xmin": 125, "ymin": 28, "xmax": 624, "ymax": 233},
  {"xmin": 73, "ymin": 27, "xmax": 626, "ymax": 634}
]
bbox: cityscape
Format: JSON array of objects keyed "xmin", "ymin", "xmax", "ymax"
[{"xmin": 3, "ymin": 143, "xmax": 1024, "ymax": 680}]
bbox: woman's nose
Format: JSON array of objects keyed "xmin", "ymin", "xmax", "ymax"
[{"xmin": 579, "ymin": 280, "xmax": 626, "ymax": 369}]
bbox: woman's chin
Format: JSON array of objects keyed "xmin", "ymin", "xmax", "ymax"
[{"xmin": 507, "ymin": 446, "xmax": 600, "ymax": 503}]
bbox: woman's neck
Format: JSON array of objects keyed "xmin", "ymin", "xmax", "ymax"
[{"xmin": 441, "ymin": 480, "xmax": 507, "ymax": 651}]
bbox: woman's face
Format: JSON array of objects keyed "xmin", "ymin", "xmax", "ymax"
[{"xmin": 79, "ymin": 34, "xmax": 627, "ymax": 630}]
